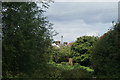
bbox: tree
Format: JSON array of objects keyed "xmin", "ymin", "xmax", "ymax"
[
  {"xmin": 2, "ymin": 2, "xmax": 53, "ymax": 78},
  {"xmin": 90, "ymin": 23, "xmax": 120, "ymax": 78},
  {"xmin": 71, "ymin": 36, "xmax": 97, "ymax": 66}
]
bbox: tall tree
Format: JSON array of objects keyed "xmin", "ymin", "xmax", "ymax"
[
  {"xmin": 2, "ymin": 2, "xmax": 53, "ymax": 78},
  {"xmin": 71, "ymin": 36, "xmax": 97, "ymax": 66},
  {"xmin": 91, "ymin": 23, "xmax": 120, "ymax": 78}
]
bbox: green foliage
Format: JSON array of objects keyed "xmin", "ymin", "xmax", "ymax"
[
  {"xmin": 61, "ymin": 62, "xmax": 67, "ymax": 65},
  {"xmin": 50, "ymin": 36, "xmax": 97, "ymax": 67},
  {"xmin": 2, "ymin": 2, "xmax": 53, "ymax": 78},
  {"xmin": 49, "ymin": 36, "xmax": 96, "ymax": 79},
  {"xmin": 51, "ymin": 46, "xmax": 72, "ymax": 63},
  {"xmin": 49, "ymin": 63, "xmax": 93, "ymax": 79},
  {"xmin": 71, "ymin": 36, "xmax": 97, "ymax": 66},
  {"xmin": 91, "ymin": 23, "xmax": 120, "ymax": 78},
  {"xmin": 50, "ymin": 62, "xmax": 94, "ymax": 73},
  {"xmin": 62, "ymin": 68, "xmax": 92, "ymax": 78},
  {"xmin": 47, "ymin": 66, "xmax": 64, "ymax": 79},
  {"xmin": 59, "ymin": 46, "xmax": 72, "ymax": 57}
]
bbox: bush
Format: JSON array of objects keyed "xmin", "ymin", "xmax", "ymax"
[
  {"xmin": 48, "ymin": 63, "xmax": 93, "ymax": 79},
  {"xmin": 51, "ymin": 46, "xmax": 72, "ymax": 63},
  {"xmin": 61, "ymin": 62, "xmax": 67, "ymax": 65},
  {"xmin": 62, "ymin": 68, "xmax": 92, "ymax": 78}
]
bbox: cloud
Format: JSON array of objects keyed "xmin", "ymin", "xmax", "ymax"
[
  {"xmin": 46, "ymin": 2, "xmax": 117, "ymax": 23},
  {"xmin": 45, "ymin": 2, "xmax": 118, "ymax": 42},
  {"xmin": 52, "ymin": 20, "xmax": 111, "ymax": 42}
]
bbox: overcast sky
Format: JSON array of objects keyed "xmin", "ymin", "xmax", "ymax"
[{"xmin": 45, "ymin": 2, "xmax": 118, "ymax": 42}]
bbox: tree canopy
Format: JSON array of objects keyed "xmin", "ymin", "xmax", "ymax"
[
  {"xmin": 91, "ymin": 23, "xmax": 120, "ymax": 78},
  {"xmin": 71, "ymin": 36, "xmax": 98, "ymax": 66},
  {"xmin": 2, "ymin": 2, "xmax": 53, "ymax": 78}
]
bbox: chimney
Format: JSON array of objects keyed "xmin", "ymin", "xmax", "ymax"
[{"xmin": 61, "ymin": 36, "xmax": 63, "ymax": 44}]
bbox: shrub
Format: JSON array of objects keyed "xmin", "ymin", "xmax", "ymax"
[
  {"xmin": 61, "ymin": 62, "xmax": 67, "ymax": 65},
  {"xmin": 62, "ymin": 68, "xmax": 92, "ymax": 78}
]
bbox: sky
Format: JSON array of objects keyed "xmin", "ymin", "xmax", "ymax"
[{"xmin": 45, "ymin": 2, "xmax": 118, "ymax": 42}]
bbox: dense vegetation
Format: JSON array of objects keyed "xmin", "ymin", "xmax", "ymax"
[
  {"xmin": 1, "ymin": 1, "xmax": 120, "ymax": 79},
  {"xmin": 71, "ymin": 36, "xmax": 97, "ymax": 66},
  {"xmin": 91, "ymin": 23, "xmax": 120, "ymax": 78},
  {"xmin": 2, "ymin": 2, "xmax": 54, "ymax": 78}
]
